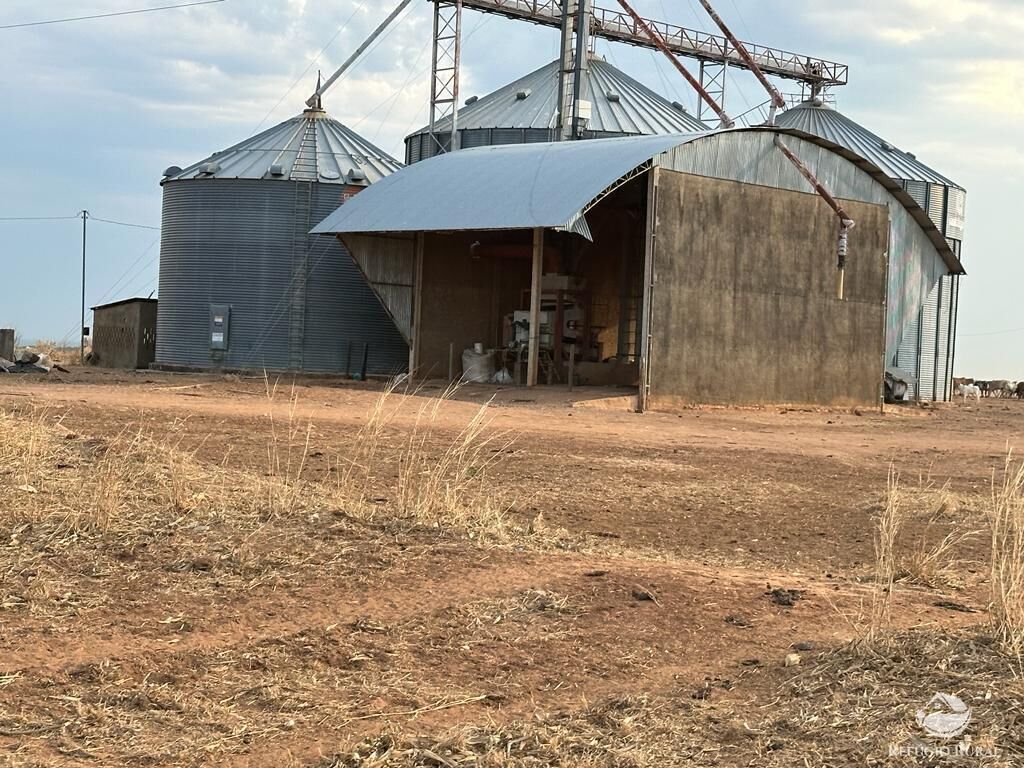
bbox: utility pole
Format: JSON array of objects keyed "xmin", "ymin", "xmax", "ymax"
[{"xmin": 80, "ymin": 210, "xmax": 88, "ymax": 364}]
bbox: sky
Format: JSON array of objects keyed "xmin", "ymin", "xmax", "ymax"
[{"xmin": 0, "ymin": 0, "xmax": 1020, "ymax": 377}]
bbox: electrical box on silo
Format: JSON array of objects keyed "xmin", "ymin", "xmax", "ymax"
[{"xmin": 210, "ymin": 305, "xmax": 230, "ymax": 351}]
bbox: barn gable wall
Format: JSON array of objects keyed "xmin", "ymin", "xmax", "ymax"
[
  {"xmin": 647, "ymin": 171, "xmax": 889, "ymax": 408},
  {"xmin": 658, "ymin": 132, "xmax": 946, "ymax": 360}
]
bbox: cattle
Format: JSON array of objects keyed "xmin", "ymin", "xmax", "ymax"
[
  {"xmin": 1016, "ymin": 382, "xmax": 1024, "ymax": 400},
  {"xmin": 957, "ymin": 383, "xmax": 982, "ymax": 402}
]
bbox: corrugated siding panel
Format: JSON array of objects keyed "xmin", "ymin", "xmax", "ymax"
[
  {"xmin": 935, "ymin": 276, "xmax": 953, "ymax": 400},
  {"xmin": 896, "ymin": 309, "xmax": 921, "ymax": 400},
  {"xmin": 155, "ymin": 179, "xmax": 407, "ymax": 374},
  {"xmin": 918, "ymin": 279, "xmax": 940, "ymax": 400},
  {"xmin": 405, "ymin": 135, "xmax": 422, "ymax": 165},
  {"xmin": 491, "ymin": 128, "xmax": 526, "ymax": 145},
  {"xmin": 947, "ymin": 188, "xmax": 967, "ymax": 241},
  {"xmin": 524, "ymin": 129, "xmax": 554, "ymax": 143},
  {"xmin": 342, "ymin": 234, "xmax": 416, "ymax": 343},
  {"xmin": 303, "ymin": 188, "xmax": 409, "ymax": 374},
  {"xmin": 927, "ymin": 184, "xmax": 947, "ymax": 234},
  {"xmin": 904, "ymin": 180, "xmax": 928, "ymax": 209},
  {"xmin": 460, "ymin": 129, "xmax": 493, "ymax": 148}
]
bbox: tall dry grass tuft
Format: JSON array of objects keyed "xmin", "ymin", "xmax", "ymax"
[
  {"xmin": 333, "ymin": 376, "xmax": 408, "ymax": 510},
  {"xmin": 395, "ymin": 385, "xmax": 512, "ymax": 532},
  {"xmin": 0, "ymin": 406, "xmax": 253, "ymax": 539},
  {"xmin": 332, "ymin": 379, "xmax": 516, "ymax": 536},
  {"xmin": 76, "ymin": 427, "xmax": 146, "ymax": 532},
  {"xmin": 897, "ymin": 480, "xmax": 981, "ymax": 590},
  {"xmin": 262, "ymin": 373, "xmax": 313, "ymax": 517},
  {"xmin": 989, "ymin": 453, "xmax": 1024, "ymax": 664},
  {"xmin": 869, "ymin": 463, "xmax": 904, "ymax": 641}
]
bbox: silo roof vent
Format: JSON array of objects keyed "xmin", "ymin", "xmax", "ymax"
[
  {"xmin": 515, "ymin": 88, "xmax": 531, "ymax": 100},
  {"xmin": 880, "ymin": 141, "xmax": 897, "ymax": 153},
  {"xmin": 347, "ymin": 168, "xmax": 368, "ymax": 185},
  {"xmin": 163, "ymin": 165, "xmax": 183, "ymax": 178},
  {"xmin": 465, "ymin": 95, "xmax": 479, "ymax": 105},
  {"xmin": 198, "ymin": 162, "xmax": 220, "ymax": 176},
  {"xmin": 606, "ymin": 92, "xmax": 621, "ymax": 103},
  {"xmin": 269, "ymin": 163, "xmax": 285, "ymax": 176}
]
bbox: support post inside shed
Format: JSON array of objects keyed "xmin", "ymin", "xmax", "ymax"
[{"xmin": 527, "ymin": 227, "xmax": 544, "ymax": 386}]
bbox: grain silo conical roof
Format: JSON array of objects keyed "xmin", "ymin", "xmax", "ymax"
[
  {"xmin": 164, "ymin": 106, "xmax": 402, "ymax": 186},
  {"xmin": 405, "ymin": 56, "xmax": 708, "ymax": 163},
  {"xmin": 775, "ymin": 100, "xmax": 959, "ymax": 188}
]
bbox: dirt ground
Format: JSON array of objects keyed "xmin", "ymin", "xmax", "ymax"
[{"xmin": 1, "ymin": 369, "xmax": 1022, "ymax": 766}]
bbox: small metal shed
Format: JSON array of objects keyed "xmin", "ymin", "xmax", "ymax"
[{"xmin": 91, "ymin": 298, "xmax": 158, "ymax": 370}]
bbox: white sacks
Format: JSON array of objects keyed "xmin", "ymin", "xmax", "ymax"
[{"xmin": 461, "ymin": 348, "xmax": 496, "ymax": 384}]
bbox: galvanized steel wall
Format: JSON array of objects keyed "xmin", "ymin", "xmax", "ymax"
[
  {"xmin": 903, "ymin": 184, "xmax": 965, "ymax": 401},
  {"xmin": 156, "ymin": 179, "xmax": 408, "ymax": 374},
  {"xmin": 657, "ymin": 132, "xmax": 949, "ymax": 363}
]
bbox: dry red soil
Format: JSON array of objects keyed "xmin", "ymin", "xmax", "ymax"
[{"xmin": 1, "ymin": 370, "xmax": 1020, "ymax": 766}]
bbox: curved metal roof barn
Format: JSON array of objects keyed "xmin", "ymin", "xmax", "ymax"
[
  {"xmin": 405, "ymin": 56, "xmax": 709, "ymax": 163},
  {"xmin": 776, "ymin": 99, "xmax": 967, "ymax": 402},
  {"xmin": 155, "ymin": 105, "xmax": 409, "ymax": 375}
]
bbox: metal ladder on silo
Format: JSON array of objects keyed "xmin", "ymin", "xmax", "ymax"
[{"xmin": 288, "ymin": 181, "xmax": 314, "ymax": 371}]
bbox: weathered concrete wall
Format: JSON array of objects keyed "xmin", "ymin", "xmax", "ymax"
[
  {"xmin": 648, "ymin": 171, "xmax": 889, "ymax": 408},
  {"xmin": 93, "ymin": 300, "xmax": 158, "ymax": 369}
]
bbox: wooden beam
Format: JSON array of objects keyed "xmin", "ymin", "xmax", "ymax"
[
  {"xmin": 527, "ymin": 227, "xmax": 544, "ymax": 387},
  {"xmin": 409, "ymin": 233, "xmax": 425, "ymax": 378},
  {"xmin": 638, "ymin": 167, "xmax": 659, "ymax": 413}
]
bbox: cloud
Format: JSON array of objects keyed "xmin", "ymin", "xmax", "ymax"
[{"xmin": 0, "ymin": 0, "xmax": 1021, "ymax": 369}]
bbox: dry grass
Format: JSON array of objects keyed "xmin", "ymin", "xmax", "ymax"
[
  {"xmin": 896, "ymin": 480, "xmax": 983, "ymax": 590},
  {"xmin": 15, "ymin": 339, "xmax": 79, "ymax": 364},
  {"xmin": 0, "ymin": 405, "xmax": 249, "ymax": 536},
  {"xmin": 868, "ymin": 464, "xmax": 903, "ymax": 640},
  {"xmin": 321, "ymin": 629, "xmax": 1024, "ymax": 767},
  {"xmin": 330, "ymin": 379, "xmax": 518, "ymax": 538},
  {"xmin": 262, "ymin": 374, "xmax": 313, "ymax": 518},
  {"xmin": 989, "ymin": 454, "xmax": 1024, "ymax": 664}
]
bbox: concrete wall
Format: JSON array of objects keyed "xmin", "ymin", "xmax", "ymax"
[
  {"xmin": 93, "ymin": 300, "xmax": 158, "ymax": 369},
  {"xmin": 648, "ymin": 171, "xmax": 889, "ymax": 408}
]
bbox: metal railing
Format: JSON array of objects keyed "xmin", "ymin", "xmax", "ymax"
[{"xmin": 432, "ymin": 0, "xmax": 847, "ymax": 86}]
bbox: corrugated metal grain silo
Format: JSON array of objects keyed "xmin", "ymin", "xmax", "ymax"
[
  {"xmin": 405, "ymin": 56, "xmax": 709, "ymax": 164},
  {"xmin": 777, "ymin": 100, "xmax": 966, "ymax": 401},
  {"xmin": 155, "ymin": 103, "xmax": 408, "ymax": 374}
]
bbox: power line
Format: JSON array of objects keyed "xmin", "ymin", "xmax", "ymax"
[
  {"xmin": 0, "ymin": 215, "xmax": 79, "ymax": 222},
  {"xmin": 0, "ymin": 0, "xmax": 226, "ymax": 31},
  {"xmin": 0, "ymin": 214, "xmax": 159, "ymax": 229},
  {"xmin": 961, "ymin": 327, "xmax": 1024, "ymax": 339},
  {"xmin": 90, "ymin": 216, "xmax": 160, "ymax": 231},
  {"xmin": 93, "ymin": 238, "xmax": 161, "ymax": 307},
  {"xmin": 252, "ymin": 1, "xmax": 369, "ymax": 133}
]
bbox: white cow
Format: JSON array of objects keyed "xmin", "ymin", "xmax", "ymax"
[{"xmin": 957, "ymin": 383, "xmax": 981, "ymax": 402}]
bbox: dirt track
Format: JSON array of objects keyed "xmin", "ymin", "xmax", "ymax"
[{"xmin": 1, "ymin": 370, "xmax": 1020, "ymax": 766}]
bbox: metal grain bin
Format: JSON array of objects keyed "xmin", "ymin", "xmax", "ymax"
[
  {"xmin": 405, "ymin": 56, "xmax": 709, "ymax": 164},
  {"xmin": 776, "ymin": 100, "xmax": 967, "ymax": 402},
  {"xmin": 155, "ymin": 105, "xmax": 408, "ymax": 374}
]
